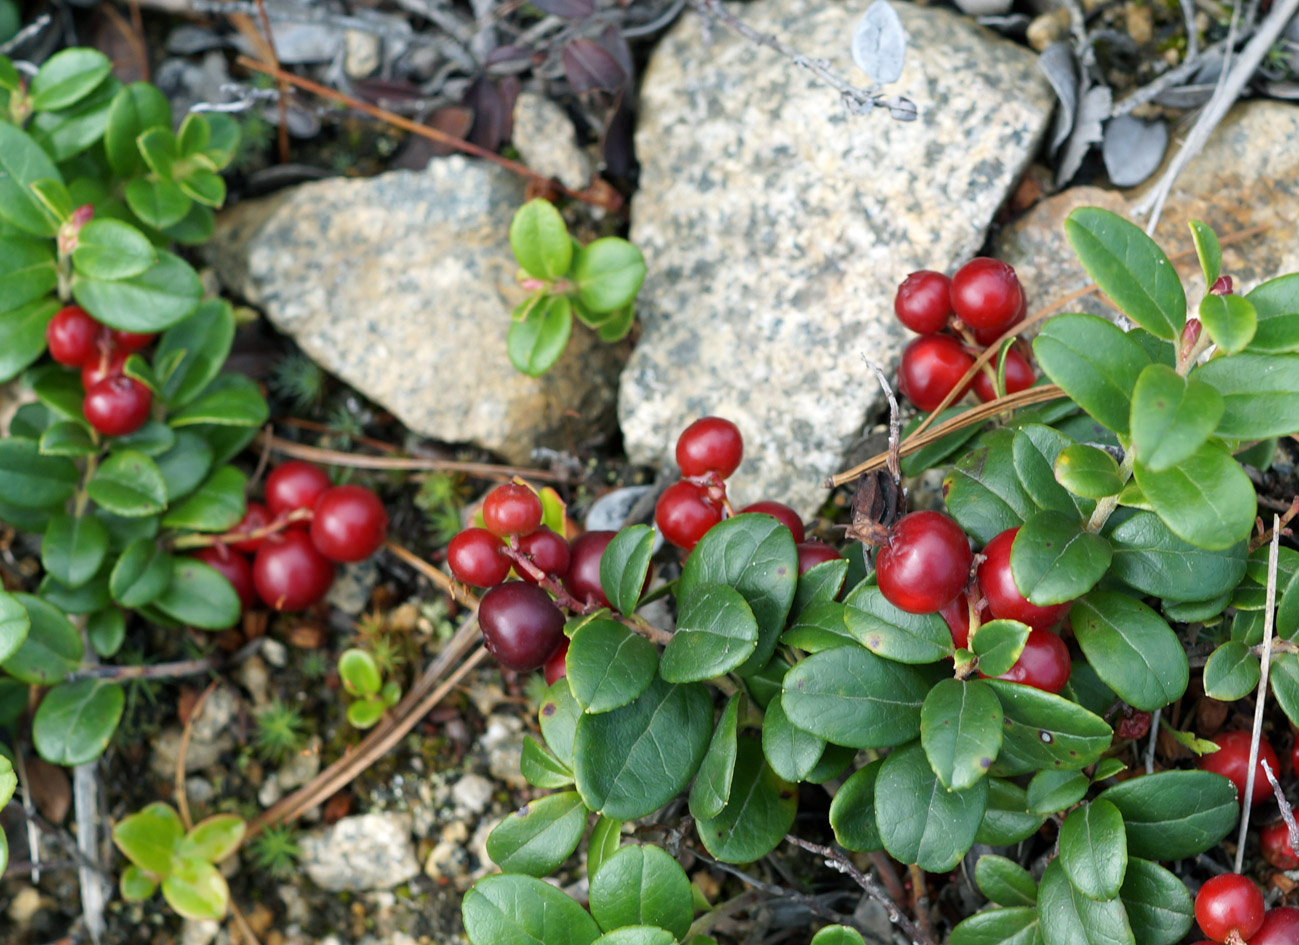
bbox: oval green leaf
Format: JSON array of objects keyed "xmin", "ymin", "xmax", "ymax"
[
  {"xmin": 1058, "ymin": 800, "xmax": 1127, "ymax": 902},
  {"xmin": 590, "ymin": 844, "xmax": 693, "ymax": 939},
  {"xmin": 566, "ymin": 617, "xmax": 658, "ymax": 714},
  {"xmin": 486, "ymin": 791, "xmax": 589, "ymax": 877},
  {"xmin": 1070, "ymin": 592, "xmax": 1188, "ymax": 712},
  {"xmin": 782, "ymin": 646, "xmax": 928, "ymax": 749},
  {"xmin": 1099, "ymin": 770, "xmax": 1238, "ymax": 859},
  {"xmin": 921, "ymin": 678, "xmax": 1002, "ymax": 791},
  {"xmin": 695, "ymin": 736, "xmax": 797, "ymax": 864},
  {"xmin": 876, "ymin": 741, "xmax": 987, "ymax": 872}
]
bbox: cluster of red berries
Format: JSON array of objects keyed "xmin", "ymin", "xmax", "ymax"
[
  {"xmin": 875, "ymin": 514, "xmax": 1071, "ymax": 693},
  {"xmin": 190, "ymin": 461, "xmax": 388, "ymax": 614},
  {"xmin": 652, "ymin": 417, "xmax": 841, "ymax": 572},
  {"xmin": 46, "ymin": 305, "xmax": 157, "ymax": 437},
  {"xmin": 893, "ymin": 259, "xmax": 1036, "ymax": 411},
  {"xmin": 1194, "ymin": 874, "xmax": 1297, "ymax": 944}
]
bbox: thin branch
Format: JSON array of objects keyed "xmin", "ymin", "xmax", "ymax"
[
  {"xmin": 1179, "ymin": 0, "xmax": 1200, "ymax": 60},
  {"xmin": 861, "ymin": 357, "xmax": 901, "ymax": 484},
  {"xmin": 177, "ymin": 681, "xmax": 220, "ymax": 831},
  {"xmin": 1261, "ymin": 759, "xmax": 1299, "ymax": 855},
  {"xmin": 4, "ymin": 801, "xmax": 111, "ymax": 879},
  {"xmin": 253, "ymin": 431, "xmax": 564, "ymax": 481},
  {"xmin": 66, "ymin": 638, "xmax": 264, "ymax": 682},
  {"xmin": 0, "ymin": 13, "xmax": 51, "ymax": 54}
]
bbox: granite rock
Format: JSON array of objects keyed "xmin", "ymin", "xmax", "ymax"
[
  {"xmin": 512, "ymin": 92, "xmax": 592, "ymax": 191},
  {"xmin": 210, "ymin": 157, "xmax": 627, "ymax": 464},
  {"xmin": 300, "ymin": 813, "xmax": 420, "ymax": 891},
  {"xmin": 620, "ymin": 0, "xmax": 1053, "ymax": 514},
  {"xmin": 996, "ymin": 102, "xmax": 1299, "ymax": 316}
]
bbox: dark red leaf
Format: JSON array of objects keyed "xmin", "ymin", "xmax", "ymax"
[
  {"xmin": 463, "ymin": 75, "xmax": 520, "ymax": 151},
  {"xmin": 562, "ymin": 39, "xmax": 626, "ymax": 94}
]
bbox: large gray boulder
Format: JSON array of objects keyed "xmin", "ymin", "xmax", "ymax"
[{"xmin": 620, "ymin": 0, "xmax": 1054, "ymax": 513}]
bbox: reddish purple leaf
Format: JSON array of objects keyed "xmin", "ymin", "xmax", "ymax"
[
  {"xmin": 463, "ymin": 75, "xmax": 520, "ymax": 151},
  {"xmin": 563, "ymin": 39, "xmax": 626, "ymax": 94}
]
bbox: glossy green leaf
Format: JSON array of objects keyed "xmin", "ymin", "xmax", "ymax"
[
  {"xmin": 1270, "ymin": 655, "xmax": 1299, "ymax": 728},
  {"xmin": 32, "ymin": 678, "xmax": 124, "ymax": 766},
  {"xmin": 109, "ymin": 538, "xmax": 172, "ymax": 607},
  {"xmin": 0, "ymin": 237, "xmax": 56, "ymax": 310},
  {"xmin": 566, "ymin": 617, "xmax": 658, "ymax": 714},
  {"xmin": 521, "ymin": 735, "xmax": 573, "ymax": 789},
  {"xmin": 842, "ymin": 583, "xmax": 953, "ymax": 663},
  {"xmin": 762, "ymin": 693, "xmax": 826, "ymax": 782},
  {"xmin": 791, "ymin": 558, "xmax": 848, "ymax": 617},
  {"xmin": 1064, "ymin": 206, "xmax": 1185, "ymax": 340},
  {"xmin": 71, "ymin": 218, "xmax": 157, "ymax": 280},
  {"xmin": 1026, "ymin": 768, "xmax": 1088, "ymax": 814},
  {"xmin": 463, "ymin": 873, "xmax": 600, "ymax": 945},
  {"xmin": 0, "ymin": 437, "xmax": 78, "ymax": 508},
  {"xmin": 119, "ymin": 864, "xmax": 158, "ymax": 901},
  {"xmin": 594, "ymin": 928, "xmax": 675, "ymax": 945},
  {"xmin": 162, "ymin": 465, "xmax": 247, "ymax": 531},
  {"xmin": 1199, "ymin": 293, "xmax": 1256, "ymax": 354},
  {"xmin": 809, "ymin": 928, "xmax": 865, "ymax": 945},
  {"xmin": 168, "ymin": 373, "xmax": 269, "ymax": 428},
  {"xmin": 782, "ymin": 646, "xmax": 928, "ymax": 748},
  {"xmin": 695, "ymin": 736, "xmax": 797, "ymax": 864},
  {"xmin": 1132, "ymin": 441, "xmax": 1255, "ymax": 550},
  {"xmin": 1118, "ymin": 858, "xmax": 1194, "ymax": 945},
  {"xmin": 975, "ymin": 855, "xmax": 1038, "ymax": 907},
  {"xmin": 487, "ymin": 791, "xmax": 589, "ymax": 877},
  {"xmin": 688, "ymin": 692, "xmax": 741, "ymax": 821},
  {"xmin": 943, "ymin": 428, "xmax": 1036, "ymax": 545},
  {"xmin": 104, "ymin": 82, "xmax": 171, "ymax": 177},
  {"xmin": 1129, "ymin": 364, "xmax": 1223, "ymax": 472},
  {"xmin": 921, "ymin": 678, "xmax": 1002, "ymax": 791},
  {"xmin": 590, "ymin": 844, "xmax": 692, "ymax": 939},
  {"xmin": 87, "ymin": 607, "xmax": 126, "ymax": 657},
  {"xmin": 124, "ymin": 177, "xmax": 190, "ymax": 231},
  {"xmin": 587, "ymin": 815, "xmax": 622, "ymax": 882},
  {"xmin": 38, "ymin": 420, "xmax": 96, "ymax": 457},
  {"xmin": 1189, "ymin": 220, "xmax": 1221, "ymax": 285},
  {"xmin": 1193, "ymin": 352, "xmax": 1299, "ymax": 438},
  {"xmin": 41, "ymin": 513, "xmax": 109, "ymax": 589},
  {"xmin": 599, "ymin": 525, "xmax": 654, "ymax": 616},
  {"xmin": 1203, "ymin": 641, "xmax": 1260, "ymax": 701},
  {"xmin": 573, "ymin": 238, "xmax": 647, "ymax": 314},
  {"xmin": 876, "ymin": 741, "xmax": 987, "ymax": 872},
  {"xmin": 112, "ymin": 419, "xmax": 174, "ymax": 457},
  {"xmin": 1070, "ymin": 592, "xmax": 1188, "ymax": 712},
  {"xmin": 1244, "ymin": 274, "xmax": 1299, "ymax": 352},
  {"xmin": 0, "ymin": 592, "xmax": 31, "ymax": 664},
  {"xmin": 986, "ymin": 680, "xmax": 1112, "ymax": 775},
  {"xmin": 88, "ymin": 450, "xmax": 167, "ymax": 516},
  {"xmin": 574, "ymin": 677, "xmax": 711, "ymax": 820},
  {"xmin": 510, "ymin": 199, "xmax": 572, "ymax": 281},
  {"xmin": 156, "ymin": 431, "xmax": 215, "ymax": 500},
  {"xmin": 829, "ymin": 759, "xmax": 883, "ymax": 852},
  {"xmin": 73, "ymin": 250, "xmax": 202, "ymax": 332},
  {"xmin": 1106, "ymin": 510, "xmax": 1246, "ymax": 601},
  {"xmin": 971, "ymin": 619, "xmax": 1031, "ymax": 678},
  {"xmin": 1032, "ymin": 314, "xmax": 1150, "ymax": 435},
  {"xmin": 0, "ymin": 755, "xmax": 15, "ymax": 811},
  {"xmin": 161, "ymin": 858, "xmax": 229, "ymax": 920},
  {"xmin": 39, "ymin": 569, "xmax": 111, "ymax": 614},
  {"xmin": 1010, "ymin": 511, "xmax": 1110, "ymax": 607},
  {"xmin": 1012, "ymin": 424, "xmax": 1091, "ymax": 518},
  {"xmin": 112, "ymin": 801, "xmax": 183, "ymax": 875},
  {"xmin": 0, "ymin": 123, "xmax": 62, "ymax": 236},
  {"xmin": 508, "ymin": 294, "xmax": 572, "ymax": 377},
  {"xmin": 180, "ymin": 814, "xmax": 246, "ymax": 863},
  {"xmin": 950, "ymin": 908, "xmax": 1042, "ymax": 945},
  {"xmin": 678, "ymin": 513, "xmax": 798, "ymax": 676},
  {"xmin": 661, "ymin": 582, "xmax": 758, "ymax": 682},
  {"xmin": 29, "ymin": 48, "xmax": 111, "ymax": 111},
  {"xmin": 30, "ymin": 365, "xmax": 87, "ymax": 421},
  {"xmin": 1058, "ymin": 800, "xmax": 1127, "ymax": 901},
  {"xmin": 1054, "ymin": 444, "xmax": 1123, "ymax": 499},
  {"xmin": 780, "ymin": 601, "xmax": 856, "ymax": 653},
  {"xmin": 900, "ymin": 405, "xmax": 984, "ymax": 476},
  {"xmin": 1099, "ymin": 770, "xmax": 1238, "ymax": 859},
  {"xmin": 0, "ymin": 296, "xmax": 60, "ymax": 383},
  {"xmin": 177, "ymin": 169, "xmax": 225, "ymax": 208},
  {"xmin": 339, "ymin": 648, "xmax": 381, "ymax": 696},
  {"xmin": 1, "ymin": 593, "xmax": 81, "ymax": 683},
  {"xmin": 1036, "ymin": 859, "xmax": 1134, "ymax": 945},
  {"xmin": 540, "ymin": 679, "xmax": 581, "ymax": 768},
  {"xmin": 977, "ymin": 778, "xmax": 1047, "ymax": 845},
  {"xmin": 152, "ymin": 558, "xmax": 241, "ymax": 630}
]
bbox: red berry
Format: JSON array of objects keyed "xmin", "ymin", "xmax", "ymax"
[
  {"xmin": 544, "ymin": 637, "xmax": 569, "ymax": 686},
  {"xmin": 1195, "ymin": 874, "xmax": 1265, "ymax": 944},
  {"xmin": 796, "ymin": 540, "xmax": 842, "ymax": 576},
  {"xmin": 1199, "ymin": 731, "xmax": 1281, "ymax": 807},
  {"xmin": 46, "ymin": 306, "xmax": 101, "ymax": 366},
  {"xmin": 448, "ymin": 528, "xmax": 510, "ymax": 588},
  {"xmin": 1260, "ymin": 823, "xmax": 1299, "ymax": 870},
  {"xmin": 1250, "ymin": 907, "xmax": 1299, "ymax": 945},
  {"xmin": 971, "ymin": 292, "xmax": 1026, "ymax": 346},
  {"xmin": 230, "ymin": 502, "xmax": 271, "ymax": 554},
  {"xmin": 676, "ymin": 417, "xmax": 743, "ymax": 479},
  {"xmin": 191, "ymin": 546, "xmax": 255, "ymax": 612},
  {"xmin": 940, "ymin": 593, "xmax": 971, "ymax": 649},
  {"xmin": 875, "ymin": 511, "xmax": 972, "ymax": 614},
  {"xmin": 894, "ymin": 270, "xmax": 953, "ymax": 334},
  {"xmin": 81, "ymin": 348, "xmax": 128, "ymax": 389},
  {"xmin": 478, "ymin": 581, "xmax": 565, "ymax": 672},
  {"xmin": 83, "ymin": 376, "xmax": 151, "ymax": 436},
  {"xmin": 950, "ymin": 257, "xmax": 1024, "ymax": 333},
  {"xmin": 482, "ymin": 483, "xmax": 543, "ymax": 538},
  {"xmin": 655, "ymin": 481, "xmax": 723, "ymax": 551},
  {"xmin": 518, "ymin": 527, "xmax": 572, "ymax": 583},
  {"xmin": 897, "ymin": 335, "xmax": 976, "ymax": 412},
  {"xmin": 977, "ymin": 528, "xmax": 1072, "ymax": 631},
  {"xmin": 742, "ymin": 501, "xmax": 806, "ymax": 543},
  {"xmin": 111, "ymin": 330, "xmax": 156, "ymax": 352},
  {"xmin": 252, "ymin": 529, "xmax": 335, "ymax": 611},
  {"xmin": 972, "ymin": 347, "xmax": 1036, "ymax": 403},
  {"xmin": 985, "ymin": 627, "xmax": 1071, "ymax": 693},
  {"xmin": 265, "ymin": 461, "xmax": 332, "ymax": 516},
  {"xmin": 310, "ymin": 485, "xmax": 389, "ymax": 562},
  {"xmin": 1116, "ymin": 710, "xmax": 1152, "ymax": 741},
  {"xmin": 564, "ymin": 531, "xmax": 616, "ymax": 609},
  {"xmin": 1291, "ymin": 737, "xmax": 1299, "ymax": 777}
]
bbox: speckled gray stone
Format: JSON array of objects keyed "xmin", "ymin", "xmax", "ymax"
[
  {"xmin": 620, "ymin": 0, "xmax": 1054, "ymax": 514},
  {"xmin": 512, "ymin": 92, "xmax": 591, "ymax": 191},
  {"xmin": 300, "ymin": 813, "xmax": 419, "ymax": 891},
  {"xmin": 997, "ymin": 102, "xmax": 1299, "ymax": 313},
  {"xmin": 210, "ymin": 157, "xmax": 626, "ymax": 464}
]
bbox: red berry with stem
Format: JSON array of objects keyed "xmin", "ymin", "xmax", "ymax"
[
  {"xmin": 655, "ymin": 481, "xmax": 723, "ymax": 551},
  {"xmin": 1260, "ymin": 822, "xmax": 1299, "ymax": 870},
  {"xmin": 478, "ymin": 581, "xmax": 566, "ymax": 672},
  {"xmin": 1198, "ymin": 730, "xmax": 1281, "ymax": 807},
  {"xmin": 83, "ymin": 376, "xmax": 152, "ymax": 436},
  {"xmin": 1250, "ymin": 907, "xmax": 1299, "ymax": 945},
  {"xmin": 971, "ymin": 292, "xmax": 1026, "ymax": 346},
  {"xmin": 518, "ymin": 527, "xmax": 572, "ymax": 583},
  {"xmin": 676, "ymin": 416, "xmax": 743, "ymax": 479},
  {"xmin": 265, "ymin": 461, "xmax": 332, "ymax": 516},
  {"xmin": 742, "ymin": 501, "xmax": 806, "ymax": 543},
  {"xmin": 940, "ymin": 593, "xmax": 972, "ymax": 650},
  {"xmin": 482, "ymin": 483, "xmax": 543, "ymax": 538},
  {"xmin": 564, "ymin": 531, "xmax": 616, "ymax": 609},
  {"xmin": 875, "ymin": 510, "xmax": 972, "ymax": 614},
  {"xmin": 310, "ymin": 485, "xmax": 389, "ymax": 562},
  {"xmin": 46, "ymin": 306, "xmax": 101, "ymax": 366},
  {"xmin": 544, "ymin": 637, "xmax": 570, "ymax": 686},
  {"xmin": 448, "ymin": 528, "xmax": 510, "ymax": 588},
  {"xmin": 1195, "ymin": 873, "xmax": 1265, "ymax": 944},
  {"xmin": 230, "ymin": 501, "xmax": 271, "ymax": 554},
  {"xmin": 796, "ymin": 541, "xmax": 841, "ymax": 576},
  {"xmin": 81, "ymin": 348, "xmax": 128, "ymax": 389},
  {"xmin": 253, "ymin": 528, "xmax": 335, "ymax": 611},
  {"xmin": 984, "ymin": 627, "xmax": 1071, "ymax": 693},
  {"xmin": 897, "ymin": 335, "xmax": 976, "ymax": 412},
  {"xmin": 950, "ymin": 257, "xmax": 1024, "ymax": 333},
  {"xmin": 191, "ymin": 546, "xmax": 255, "ymax": 612},
  {"xmin": 894, "ymin": 270, "xmax": 953, "ymax": 334},
  {"xmin": 972, "ymin": 347, "xmax": 1036, "ymax": 402},
  {"xmin": 111, "ymin": 329, "xmax": 156, "ymax": 352},
  {"xmin": 977, "ymin": 528, "xmax": 1072, "ymax": 631}
]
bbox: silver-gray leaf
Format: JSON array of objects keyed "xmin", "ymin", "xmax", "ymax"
[
  {"xmin": 1056, "ymin": 83, "xmax": 1111, "ymax": 188},
  {"xmin": 851, "ymin": 1, "xmax": 907, "ymax": 85},
  {"xmin": 1102, "ymin": 115, "xmax": 1168, "ymax": 187},
  {"xmin": 1038, "ymin": 42, "xmax": 1078, "ymax": 155}
]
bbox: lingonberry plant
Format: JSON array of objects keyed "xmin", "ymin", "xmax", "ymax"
[
  {"xmin": 505, "ymin": 198, "xmax": 646, "ymax": 376},
  {"xmin": 338, "ymin": 647, "xmax": 402, "ymax": 729},
  {"xmin": 455, "ymin": 208, "xmax": 1299, "ymax": 945}
]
